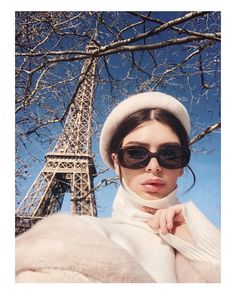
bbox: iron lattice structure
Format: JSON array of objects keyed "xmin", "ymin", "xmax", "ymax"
[{"xmin": 16, "ymin": 42, "xmax": 98, "ymax": 236}]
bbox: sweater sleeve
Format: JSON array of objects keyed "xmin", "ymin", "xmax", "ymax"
[{"xmin": 160, "ymin": 201, "xmax": 221, "ymax": 264}]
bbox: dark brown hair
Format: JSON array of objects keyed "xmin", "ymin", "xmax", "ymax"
[{"xmin": 108, "ymin": 107, "xmax": 196, "ymax": 192}]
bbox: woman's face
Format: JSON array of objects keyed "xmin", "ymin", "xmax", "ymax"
[{"xmin": 112, "ymin": 120, "xmax": 183, "ymax": 200}]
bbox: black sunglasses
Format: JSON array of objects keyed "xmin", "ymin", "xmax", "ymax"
[{"xmin": 117, "ymin": 143, "xmax": 190, "ymax": 169}]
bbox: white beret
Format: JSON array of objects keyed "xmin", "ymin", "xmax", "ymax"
[{"xmin": 99, "ymin": 91, "xmax": 190, "ymax": 169}]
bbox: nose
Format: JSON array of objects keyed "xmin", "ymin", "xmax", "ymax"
[{"xmin": 145, "ymin": 157, "xmax": 162, "ymax": 173}]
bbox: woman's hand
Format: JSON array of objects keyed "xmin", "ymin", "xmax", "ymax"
[{"xmin": 142, "ymin": 204, "xmax": 193, "ymax": 242}]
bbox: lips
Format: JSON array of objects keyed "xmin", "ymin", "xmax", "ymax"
[{"xmin": 141, "ymin": 179, "xmax": 165, "ymax": 193}]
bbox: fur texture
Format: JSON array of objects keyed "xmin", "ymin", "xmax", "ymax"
[{"xmin": 16, "ymin": 214, "xmax": 154, "ymax": 283}]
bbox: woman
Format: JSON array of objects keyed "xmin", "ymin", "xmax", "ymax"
[{"xmin": 15, "ymin": 92, "xmax": 220, "ymax": 283}]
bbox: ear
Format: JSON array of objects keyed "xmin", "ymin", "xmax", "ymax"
[{"xmin": 111, "ymin": 153, "xmax": 120, "ymax": 176}]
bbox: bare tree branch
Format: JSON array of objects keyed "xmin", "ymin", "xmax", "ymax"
[
  {"xmin": 190, "ymin": 122, "xmax": 221, "ymax": 145},
  {"xmin": 128, "ymin": 12, "xmax": 221, "ymax": 42},
  {"xmin": 15, "ymin": 11, "xmax": 221, "ymax": 201}
]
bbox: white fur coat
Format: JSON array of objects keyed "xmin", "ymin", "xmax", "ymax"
[{"xmin": 16, "ymin": 214, "xmax": 154, "ymax": 283}]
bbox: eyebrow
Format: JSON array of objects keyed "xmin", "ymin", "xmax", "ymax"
[
  {"xmin": 123, "ymin": 141, "xmax": 181, "ymax": 148},
  {"xmin": 123, "ymin": 141, "xmax": 150, "ymax": 148}
]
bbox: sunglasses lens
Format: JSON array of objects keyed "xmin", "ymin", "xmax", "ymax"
[
  {"xmin": 118, "ymin": 147, "xmax": 149, "ymax": 169},
  {"xmin": 158, "ymin": 145, "xmax": 190, "ymax": 168},
  {"xmin": 117, "ymin": 144, "xmax": 190, "ymax": 169}
]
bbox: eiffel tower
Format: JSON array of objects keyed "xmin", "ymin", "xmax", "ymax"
[{"xmin": 15, "ymin": 41, "xmax": 99, "ymax": 236}]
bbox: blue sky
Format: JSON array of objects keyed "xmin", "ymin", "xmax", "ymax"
[{"xmin": 15, "ymin": 11, "xmax": 221, "ymax": 229}]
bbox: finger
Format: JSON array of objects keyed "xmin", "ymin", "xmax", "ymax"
[
  {"xmin": 166, "ymin": 205, "xmax": 186, "ymax": 233},
  {"xmin": 165, "ymin": 208, "xmax": 175, "ymax": 231},
  {"xmin": 141, "ymin": 206, "xmax": 157, "ymax": 214},
  {"xmin": 147, "ymin": 219, "xmax": 158, "ymax": 230},
  {"xmin": 147, "ymin": 217, "xmax": 159, "ymax": 230},
  {"xmin": 173, "ymin": 205, "xmax": 185, "ymax": 224},
  {"xmin": 159, "ymin": 211, "xmax": 169, "ymax": 235},
  {"xmin": 147, "ymin": 211, "xmax": 161, "ymax": 230}
]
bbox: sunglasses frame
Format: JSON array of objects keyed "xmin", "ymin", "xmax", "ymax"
[{"xmin": 117, "ymin": 143, "xmax": 190, "ymax": 169}]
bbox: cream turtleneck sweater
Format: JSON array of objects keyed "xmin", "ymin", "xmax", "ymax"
[{"xmin": 80, "ymin": 184, "xmax": 220, "ymax": 282}]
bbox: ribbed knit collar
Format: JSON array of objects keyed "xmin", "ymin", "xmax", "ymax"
[
  {"xmin": 120, "ymin": 182, "xmax": 179, "ymax": 210},
  {"xmin": 111, "ymin": 181, "xmax": 179, "ymax": 227}
]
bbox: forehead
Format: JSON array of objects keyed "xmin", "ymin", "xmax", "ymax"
[{"xmin": 122, "ymin": 120, "xmax": 180, "ymax": 147}]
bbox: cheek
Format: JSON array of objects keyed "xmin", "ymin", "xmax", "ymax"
[
  {"xmin": 166, "ymin": 169, "xmax": 183, "ymax": 184},
  {"xmin": 111, "ymin": 153, "xmax": 121, "ymax": 176},
  {"xmin": 179, "ymin": 168, "xmax": 184, "ymax": 177},
  {"xmin": 113, "ymin": 161, "xmax": 120, "ymax": 176},
  {"xmin": 120, "ymin": 168, "xmax": 142, "ymax": 188}
]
